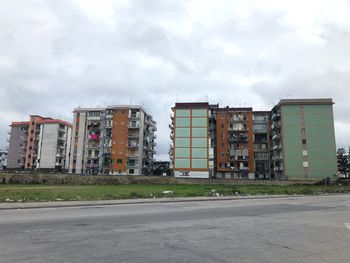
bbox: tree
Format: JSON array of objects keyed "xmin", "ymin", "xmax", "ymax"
[{"xmin": 337, "ymin": 148, "xmax": 349, "ymax": 177}]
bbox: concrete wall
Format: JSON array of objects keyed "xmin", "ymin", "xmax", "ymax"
[
  {"xmin": 76, "ymin": 112, "xmax": 86, "ymax": 173},
  {"xmin": 38, "ymin": 124, "xmax": 58, "ymax": 169},
  {"xmin": 7, "ymin": 126, "xmax": 26, "ymax": 169},
  {"xmin": 282, "ymin": 104, "xmax": 337, "ymax": 180},
  {"xmin": 65, "ymin": 126, "xmax": 72, "ymax": 170},
  {"xmin": 0, "ymin": 172, "xmax": 319, "ymax": 185}
]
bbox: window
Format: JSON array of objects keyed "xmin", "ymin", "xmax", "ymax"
[
  {"xmin": 302, "ymin": 139, "xmax": 307, "ymax": 144},
  {"xmin": 129, "ymin": 169, "xmax": 134, "ymax": 174},
  {"xmin": 221, "ymin": 124, "xmax": 224, "ymax": 128},
  {"xmin": 303, "ymin": 161, "xmax": 309, "ymax": 168},
  {"xmin": 301, "ymin": 128, "xmax": 306, "ymax": 135},
  {"xmin": 117, "ymin": 159, "xmax": 122, "ymax": 164},
  {"xmin": 221, "ymin": 143, "xmax": 224, "ymax": 147},
  {"xmin": 302, "ymin": 150, "xmax": 308, "ymax": 156}
]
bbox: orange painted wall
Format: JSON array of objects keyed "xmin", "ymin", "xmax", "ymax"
[
  {"xmin": 110, "ymin": 108, "xmax": 129, "ymax": 173},
  {"xmin": 216, "ymin": 112, "xmax": 230, "ymax": 172}
]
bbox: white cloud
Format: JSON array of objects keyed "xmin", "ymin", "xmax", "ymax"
[{"xmin": 0, "ymin": 0, "xmax": 349, "ymax": 156}]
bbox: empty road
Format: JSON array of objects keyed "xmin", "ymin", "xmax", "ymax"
[{"xmin": 1, "ymin": 195, "xmax": 350, "ymax": 263}]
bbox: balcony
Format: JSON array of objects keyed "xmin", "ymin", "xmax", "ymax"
[
  {"xmin": 57, "ymin": 136, "xmax": 66, "ymax": 141},
  {"xmin": 128, "ymin": 144, "xmax": 139, "ymax": 148},
  {"xmin": 272, "ymin": 112, "xmax": 281, "ymax": 120},
  {"xmin": 272, "ymin": 133, "xmax": 280, "ymax": 141},
  {"xmin": 274, "ymin": 165, "xmax": 284, "ymax": 171},
  {"xmin": 271, "ymin": 122, "xmax": 281, "ymax": 130},
  {"xmin": 130, "ymin": 113, "xmax": 141, "ymax": 119},
  {"xmin": 272, "ymin": 154, "xmax": 283, "ymax": 160},
  {"xmin": 272, "ymin": 143, "xmax": 282, "ymax": 150},
  {"xmin": 128, "ymin": 133, "xmax": 139, "ymax": 138},
  {"xmin": 87, "ymin": 143, "xmax": 100, "ymax": 149},
  {"xmin": 129, "ymin": 124, "xmax": 140, "ymax": 129}
]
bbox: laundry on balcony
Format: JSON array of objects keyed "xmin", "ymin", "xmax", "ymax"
[{"xmin": 88, "ymin": 133, "xmax": 100, "ymax": 141}]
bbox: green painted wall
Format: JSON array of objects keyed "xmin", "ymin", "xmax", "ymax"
[
  {"xmin": 281, "ymin": 104, "xmax": 337, "ymax": 180},
  {"xmin": 281, "ymin": 106, "xmax": 304, "ymax": 179},
  {"xmin": 304, "ymin": 105, "xmax": 337, "ymax": 179}
]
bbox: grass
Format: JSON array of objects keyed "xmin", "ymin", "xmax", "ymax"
[{"xmin": 0, "ymin": 184, "xmax": 349, "ymax": 203}]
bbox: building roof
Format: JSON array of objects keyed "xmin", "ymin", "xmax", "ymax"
[
  {"xmin": 73, "ymin": 105, "xmax": 151, "ymax": 116},
  {"xmin": 38, "ymin": 119, "xmax": 72, "ymax": 127},
  {"xmin": 174, "ymin": 102, "xmax": 209, "ymax": 108},
  {"xmin": 215, "ymin": 107, "xmax": 253, "ymax": 112},
  {"xmin": 10, "ymin": 121, "xmax": 30, "ymax": 126},
  {"xmin": 275, "ymin": 98, "xmax": 334, "ymax": 107},
  {"xmin": 11, "ymin": 118, "xmax": 72, "ymax": 127}
]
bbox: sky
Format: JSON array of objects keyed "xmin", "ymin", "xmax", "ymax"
[{"xmin": 0, "ymin": 0, "xmax": 350, "ymax": 160}]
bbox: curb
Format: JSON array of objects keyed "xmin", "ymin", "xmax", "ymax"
[{"xmin": 0, "ymin": 195, "xmax": 307, "ymax": 210}]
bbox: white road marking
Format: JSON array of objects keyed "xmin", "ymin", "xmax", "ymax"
[{"xmin": 345, "ymin": 223, "xmax": 350, "ymax": 230}]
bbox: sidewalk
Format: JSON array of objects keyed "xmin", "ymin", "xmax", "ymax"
[{"xmin": 0, "ymin": 194, "xmax": 304, "ymax": 210}]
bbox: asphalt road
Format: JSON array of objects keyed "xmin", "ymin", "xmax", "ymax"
[{"xmin": 1, "ymin": 195, "xmax": 350, "ymax": 263}]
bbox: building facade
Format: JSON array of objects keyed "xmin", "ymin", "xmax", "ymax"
[
  {"xmin": 170, "ymin": 103, "xmax": 215, "ymax": 178},
  {"xmin": 271, "ymin": 99, "xmax": 337, "ymax": 180},
  {"xmin": 7, "ymin": 115, "xmax": 72, "ymax": 171},
  {"xmin": 170, "ymin": 99, "xmax": 337, "ymax": 180},
  {"xmin": 69, "ymin": 106, "xmax": 156, "ymax": 175},
  {"xmin": 0, "ymin": 148, "xmax": 7, "ymax": 170}
]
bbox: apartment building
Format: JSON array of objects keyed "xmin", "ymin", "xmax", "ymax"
[
  {"xmin": 170, "ymin": 103, "xmax": 215, "ymax": 178},
  {"xmin": 170, "ymin": 99, "xmax": 337, "ymax": 180},
  {"xmin": 271, "ymin": 99, "xmax": 337, "ymax": 180},
  {"xmin": 253, "ymin": 111, "xmax": 272, "ymax": 179},
  {"xmin": 69, "ymin": 105, "xmax": 157, "ymax": 175},
  {"xmin": 215, "ymin": 107, "xmax": 255, "ymax": 179},
  {"xmin": 7, "ymin": 115, "xmax": 72, "ymax": 171},
  {"xmin": 0, "ymin": 148, "xmax": 7, "ymax": 170}
]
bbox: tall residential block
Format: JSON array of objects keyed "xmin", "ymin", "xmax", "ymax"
[
  {"xmin": 7, "ymin": 115, "xmax": 72, "ymax": 171},
  {"xmin": 215, "ymin": 107, "xmax": 255, "ymax": 179},
  {"xmin": 69, "ymin": 106, "xmax": 157, "ymax": 175},
  {"xmin": 170, "ymin": 103, "xmax": 215, "ymax": 178},
  {"xmin": 271, "ymin": 99, "xmax": 337, "ymax": 180},
  {"xmin": 170, "ymin": 99, "xmax": 337, "ymax": 180}
]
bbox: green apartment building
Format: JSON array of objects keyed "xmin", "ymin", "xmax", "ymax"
[
  {"xmin": 169, "ymin": 103, "xmax": 215, "ymax": 178},
  {"xmin": 271, "ymin": 99, "xmax": 337, "ymax": 180}
]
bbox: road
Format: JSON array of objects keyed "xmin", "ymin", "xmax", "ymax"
[{"xmin": 0, "ymin": 195, "xmax": 350, "ymax": 263}]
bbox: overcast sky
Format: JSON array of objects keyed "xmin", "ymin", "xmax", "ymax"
[{"xmin": 1, "ymin": 0, "xmax": 349, "ymax": 160}]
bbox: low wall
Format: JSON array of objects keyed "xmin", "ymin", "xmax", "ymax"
[{"xmin": 0, "ymin": 172, "xmax": 319, "ymax": 185}]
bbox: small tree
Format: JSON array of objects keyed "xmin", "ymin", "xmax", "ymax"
[{"xmin": 337, "ymin": 148, "xmax": 349, "ymax": 177}]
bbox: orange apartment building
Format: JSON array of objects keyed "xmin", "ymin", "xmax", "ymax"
[{"xmin": 69, "ymin": 106, "xmax": 156, "ymax": 175}]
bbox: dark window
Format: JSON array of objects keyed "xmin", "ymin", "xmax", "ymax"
[
  {"xmin": 221, "ymin": 143, "xmax": 224, "ymax": 147},
  {"xmin": 118, "ymin": 170, "xmax": 122, "ymax": 173},
  {"xmin": 31, "ymin": 130, "xmax": 34, "ymax": 134},
  {"xmin": 117, "ymin": 159, "xmax": 122, "ymax": 164},
  {"xmin": 73, "ymin": 160, "xmax": 76, "ymax": 164},
  {"xmin": 302, "ymin": 139, "xmax": 307, "ymax": 144},
  {"xmin": 221, "ymin": 124, "xmax": 224, "ymax": 128},
  {"xmin": 129, "ymin": 169, "xmax": 134, "ymax": 174}
]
